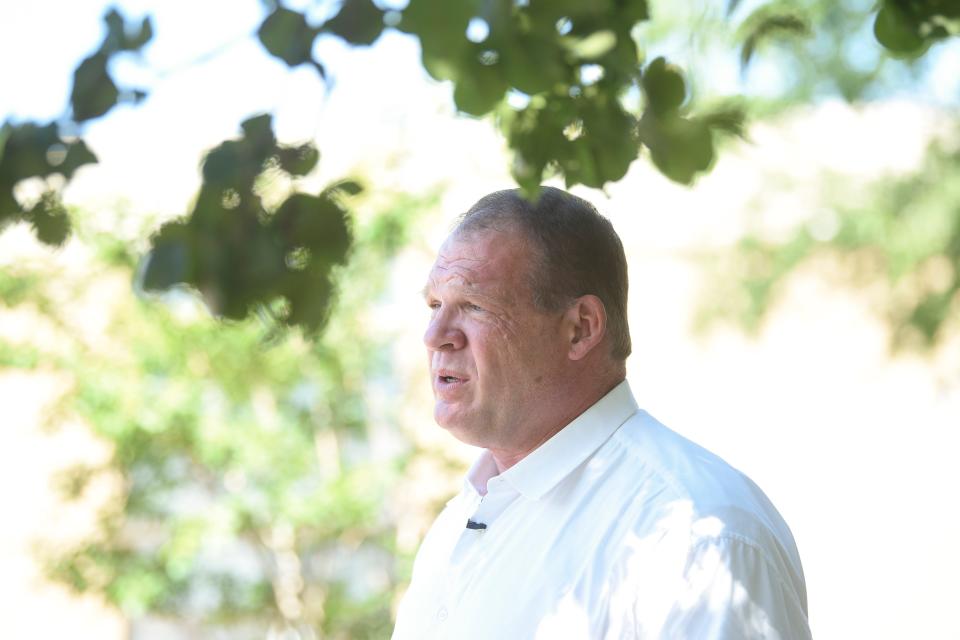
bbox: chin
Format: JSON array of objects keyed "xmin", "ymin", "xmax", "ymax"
[
  {"xmin": 433, "ymin": 405, "xmax": 458, "ymax": 430},
  {"xmin": 433, "ymin": 408, "xmax": 484, "ymax": 446}
]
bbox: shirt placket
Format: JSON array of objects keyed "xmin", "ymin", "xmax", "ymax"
[{"xmin": 435, "ymin": 477, "xmax": 519, "ymax": 633}]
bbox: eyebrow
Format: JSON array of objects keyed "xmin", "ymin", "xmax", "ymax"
[{"xmin": 421, "ymin": 276, "xmax": 482, "ymax": 299}]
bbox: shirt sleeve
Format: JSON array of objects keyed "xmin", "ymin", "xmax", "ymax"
[{"xmin": 652, "ymin": 535, "xmax": 811, "ymax": 640}]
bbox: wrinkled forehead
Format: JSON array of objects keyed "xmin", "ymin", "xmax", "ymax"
[{"xmin": 426, "ymin": 228, "xmax": 532, "ymax": 296}]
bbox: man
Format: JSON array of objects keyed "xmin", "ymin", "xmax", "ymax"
[{"xmin": 393, "ymin": 187, "xmax": 810, "ymax": 639}]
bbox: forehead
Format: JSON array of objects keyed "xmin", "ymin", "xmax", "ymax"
[{"xmin": 427, "ymin": 229, "xmax": 532, "ymax": 295}]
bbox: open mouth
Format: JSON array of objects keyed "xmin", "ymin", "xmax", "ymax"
[{"xmin": 436, "ymin": 371, "xmax": 468, "ymax": 386}]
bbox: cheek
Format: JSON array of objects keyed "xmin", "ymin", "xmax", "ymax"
[
  {"xmin": 486, "ymin": 314, "xmax": 526, "ymax": 348},
  {"xmin": 492, "ymin": 328, "xmax": 541, "ymax": 369},
  {"xmin": 521, "ymin": 321, "xmax": 566, "ymax": 366}
]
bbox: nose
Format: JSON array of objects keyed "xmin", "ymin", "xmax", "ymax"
[{"xmin": 423, "ymin": 307, "xmax": 466, "ymax": 352}]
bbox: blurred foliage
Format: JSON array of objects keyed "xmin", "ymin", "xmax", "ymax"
[
  {"xmin": 0, "ymin": 9, "xmax": 148, "ymax": 249},
  {"xmin": 254, "ymin": 0, "xmax": 743, "ymax": 192},
  {"xmin": 1, "ymin": 193, "xmax": 433, "ymax": 638},
  {"xmin": 644, "ymin": 0, "xmax": 956, "ymax": 109},
  {"xmin": 141, "ymin": 113, "xmax": 357, "ymax": 334},
  {"xmin": 749, "ymin": 0, "xmax": 960, "ymax": 100},
  {"xmin": 697, "ymin": 131, "xmax": 960, "ymax": 351},
  {"xmin": 4, "ymin": 0, "xmax": 955, "ymax": 331},
  {"xmin": 730, "ymin": 0, "xmax": 959, "ymax": 68},
  {"xmin": 872, "ymin": 0, "xmax": 960, "ymax": 57}
]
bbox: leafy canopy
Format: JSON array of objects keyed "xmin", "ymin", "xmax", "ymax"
[{"xmin": 1, "ymin": 0, "xmax": 957, "ymax": 333}]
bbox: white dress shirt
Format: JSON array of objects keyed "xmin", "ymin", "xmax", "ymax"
[{"xmin": 392, "ymin": 381, "xmax": 810, "ymax": 639}]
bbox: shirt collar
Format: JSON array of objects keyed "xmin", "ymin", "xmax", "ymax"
[{"xmin": 467, "ymin": 380, "xmax": 639, "ymax": 501}]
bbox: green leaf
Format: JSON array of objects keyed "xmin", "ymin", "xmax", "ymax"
[
  {"xmin": 738, "ymin": 9, "xmax": 811, "ymax": 68},
  {"xmin": 60, "ymin": 140, "xmax": 99, "ymax": 180},
  {"xmin": 321, "ymin": 179, "xmax": 364, "ymax": 197},
  {"xmin": 270, "ymin": 192, "xmax": 353, "ymax": 332},
  {"xmin": 71, "ymin": 54, "xmax": 119, "ymax": 122},
  {"xmin": 0, "ymin": 189, "xmax": 20, "ymax": 225},
  {"xmin": 201, "ymin": 141, "xmax": 259, "ymax": 195},
  {"xmin": 583, "ymin": 102, "xmax": 639, "ymax": 185},
  {"xmin": 102, "ymin": 9, "xmax": 126, "ymax": 52},
  {"xmin": 639, "ymin": 111, "xmax": 714, "ymax": 184},
  {"xmin": 143, "ymin": 112, "xmax": 357, "ymax": 333},
  {"xmin": 617, "ymin": 0, "xmax": 650, "ymax": 24},
  {"xmin": 503, "ymin": 103, "xmax": 564, "ymax": 193},
  {"xmin": 501, "ymin": 34, "xmax": 568, "ymax": 95},
  {"xmin": 323, "ymin": 0, "xmax": 385, "ymax": 46},
  {"xmin": 642, "ymin": 57, "xmax": 685, "ymax": 116},
  {"xmin": 271, "ymin": 193, "xmax": 351, "ymax": 264},
  {"xmin": 197, "ymin": 114, "xmax": 277, "ymax": 199},
  {"xmin": 284, "ymin": 270, "xmax": 335, "ymax": 332},
  {"xmin": 699, "ymin": 102, "xmax": 747, "ymax": 139},
  {"xmin": 399, "ymin": 0, "xmax": 474, "ymax": 74},
  {"xmin": 0, "ymin": 121, "xmax": 60, "ymax": 181},
  {"xmin": 141, "ymin": 223, "xmax": 193, "ymax": 291},
  {"xmin": 557, "ymin": 99, "xmax": 639, "ymax": 189},
  {"xmin": 102, "ymin": 8, "xmax": 154, "ymax": 54},
  {"xmin": 276, "ymin": 143, "xmax": 319, "ymax": 176},
  {"xmin": 873, "ymin": 4, "xmax": 928, "ymax": 56},
  {"xmin": 240, "ymin": 113, "xmax": 277, "ymax": 152},
  {"xmin": 126, "ymin": 16, "xmax": 154, "ymax": 51},
  {"xmin": 67, "ymin": 9, "xmax": 152, "ymax": 123},
  {"xmin": 257, "ymin": 7, "xmax": 324, "ymax": 77},
  {"xmin": 29, "ymin": 192, "xmax": 72, "ymax": 246},
  {"xmin": 0, "ymin": 122, "xmax": 97, "ymax": 183},
  {"xmin": 453, "ymin": 54, "xmax": 509, "ymax": 116},
  {"xmin": 0, "ymin": 119, "xmax": 10, "ymax": 160}
]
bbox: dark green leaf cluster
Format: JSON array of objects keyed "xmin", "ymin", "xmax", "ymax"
[
  {"xmin": 0, "ymin": 8, "xmax": 151, "ymax": 246},
  {"xmin": 873, "ymin": 0, "xmax": 960, "ymax": 57},
  {"xmin": 257, "ymin": 0, "xmax": 387, "ymax": 77},
  {"xmin": 400, "ymin": 0, "xmax": 739, "ymax": 190},
  {"xmin": 142, "ymin": 114, "xmax": 356, "ymax": 334},
  {"xmin": 252, "ymin": 0, "xmax": 741, "ymax": 192},
  {"xmin": 636, "ymin": 57, "xmax": 745, "ymax": 184},
  {"xmin": 0, "ymin": 122, "xmax": 96, "ymax": 245},
  {"xmin": 71, "ymin": 8, "xmax": 153, "ymax": 122}
]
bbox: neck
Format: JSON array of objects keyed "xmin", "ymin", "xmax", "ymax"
[{"xmin": 488, "ymin": 367, "xmax": 625, "ymax": 473}]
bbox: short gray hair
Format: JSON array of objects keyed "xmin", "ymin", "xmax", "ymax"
[{"xmin": 455, "ymin": 187, "xmax": 631, "ymax": 361}]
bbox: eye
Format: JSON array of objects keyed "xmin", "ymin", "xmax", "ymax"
[
  {"xmin": 466, "ymin": 303, "xmax": 483, "ymax": 312},
  {"xmin": 427, "ymin": 300, "xmax": 441, "ymax": 310}
]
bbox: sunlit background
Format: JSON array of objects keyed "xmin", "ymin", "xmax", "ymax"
[{"xmin": 2, "ymin": 1, "xmax": 959, "ymax": 638}]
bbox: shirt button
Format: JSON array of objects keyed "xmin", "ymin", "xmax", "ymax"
[{"xmin": 437, "ymin": 606, "xmax": 448, "ymax": 621}]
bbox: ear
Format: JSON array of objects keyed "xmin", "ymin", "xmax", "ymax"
[{"xmin": 563, "ymin": 295, "xmax": 607, "ymax": 361}]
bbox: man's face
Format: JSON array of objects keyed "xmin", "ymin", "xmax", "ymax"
[{"xmin": 422, "ymin": 229, "xmax": 568, "ymax": 449}]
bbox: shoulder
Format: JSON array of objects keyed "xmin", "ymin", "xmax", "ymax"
[
  {"xmin": 610, "ymin": 409, "xmax": 798, "ymax": 550},
  {"xmin": 600, "ymin": 409, "xmax": 806, "ymax": 586},
  {"xmin": 601, "ymin": 410, "xmax": 809, "ymax": 635}
]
